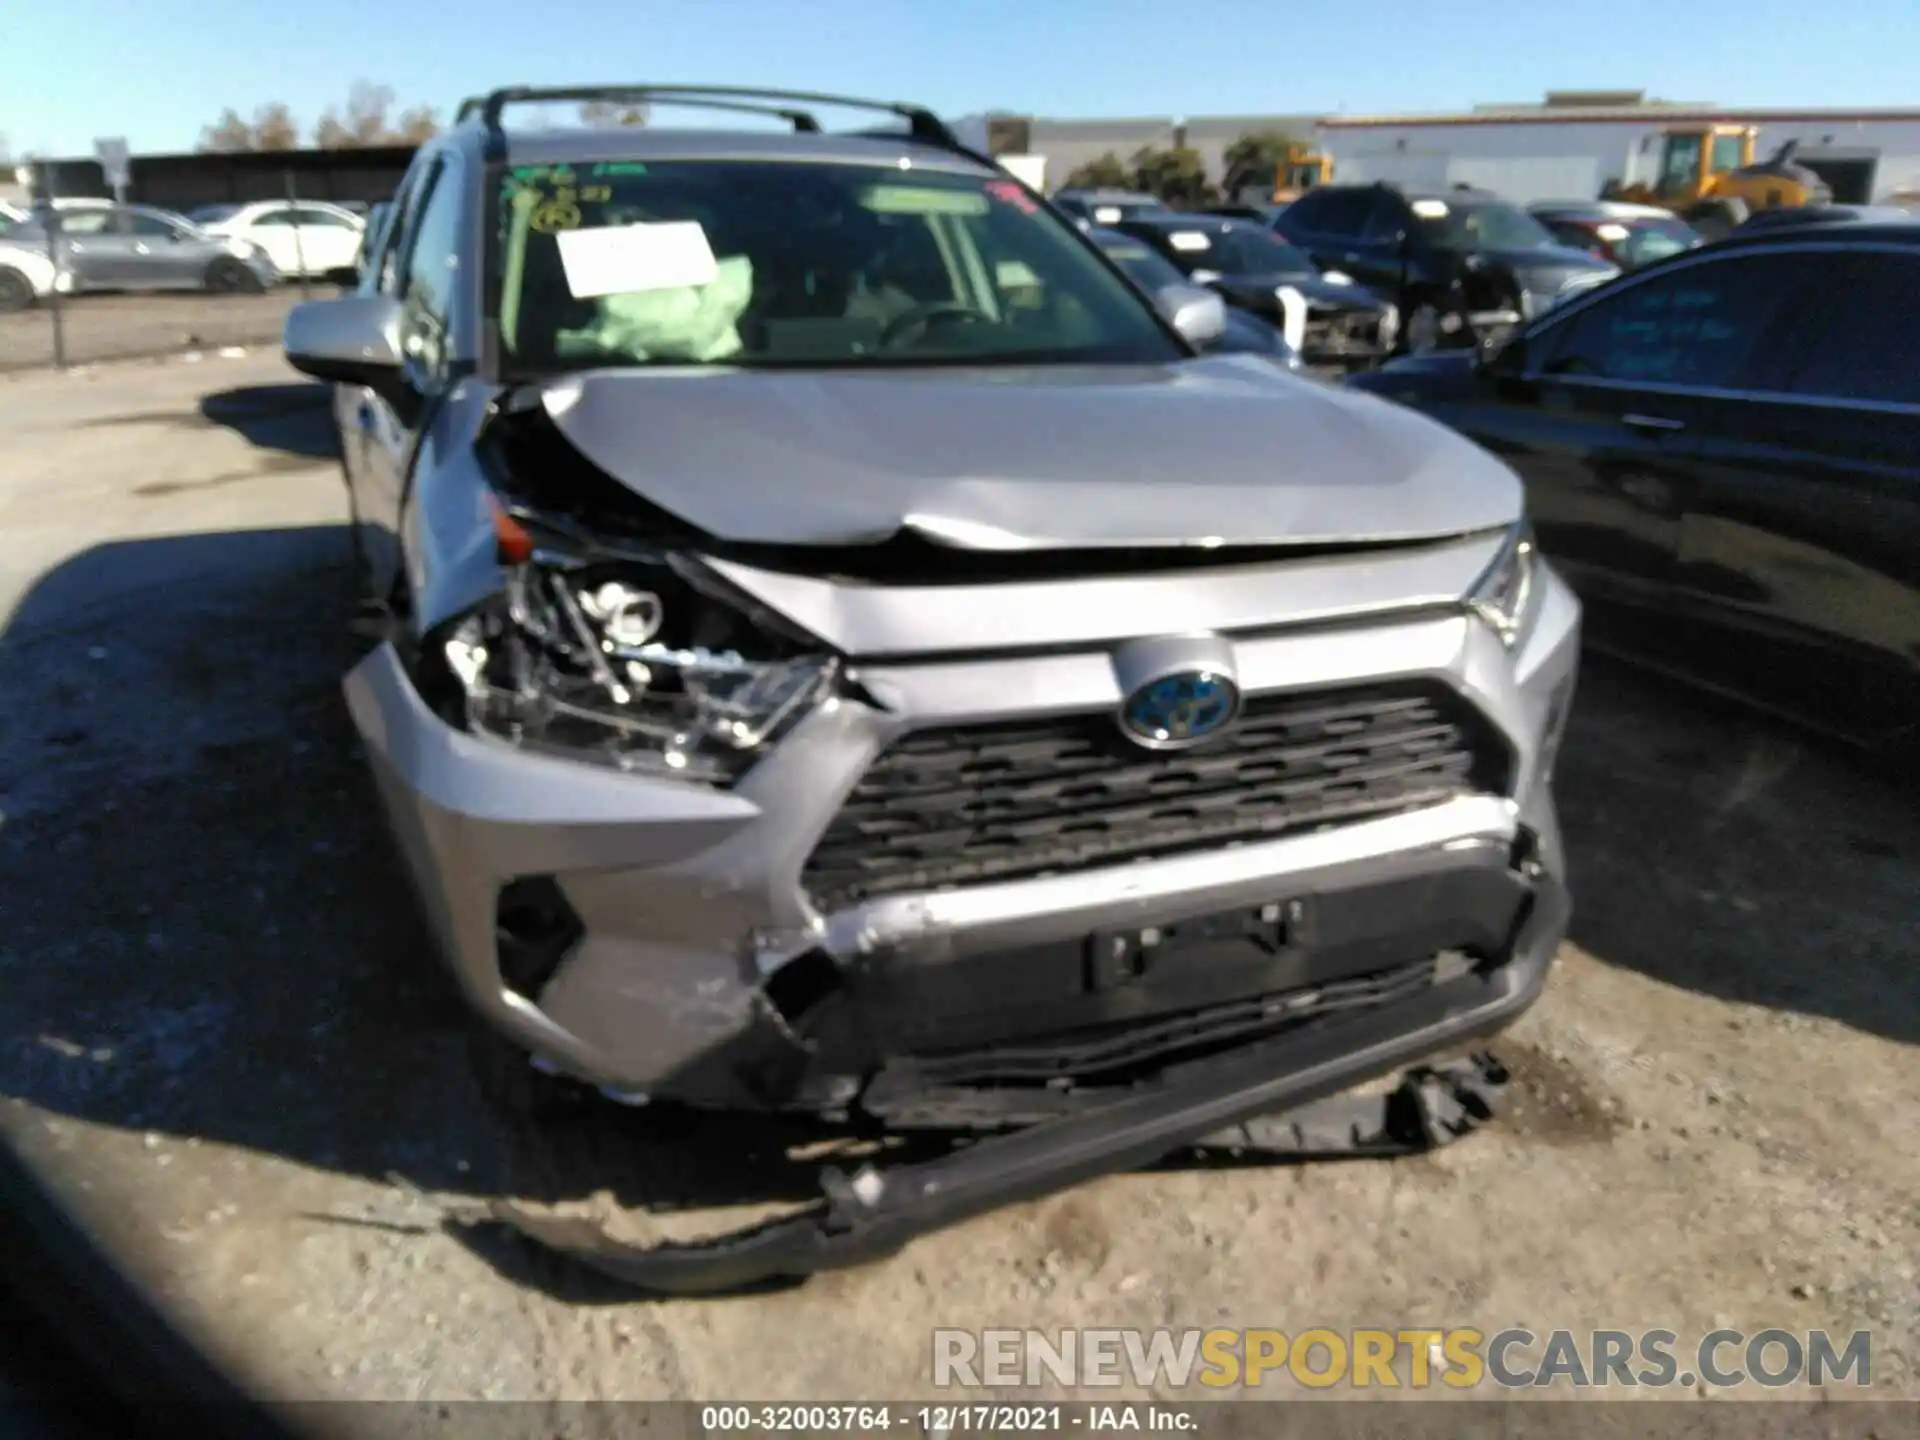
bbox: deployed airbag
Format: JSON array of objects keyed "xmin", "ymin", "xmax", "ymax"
[{"xmin": 557, "ymin": 254, "xmax": 754, "ymax": 364}]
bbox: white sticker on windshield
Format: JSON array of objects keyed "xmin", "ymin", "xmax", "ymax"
[
  {"xmin": 556, "ymin": 221, "xmax": 719, "ymax": 299},
  {"xmin": 1411, "ymin": 199, "xmax": 1450, "ymax": 219},
  {"xmin": 1168, "ymin": 231, "xmax": 1212, "ymax": 252},
  {"xmin": 1093, "ymin": 206, "xmax": 1124, "ymax": 224}
]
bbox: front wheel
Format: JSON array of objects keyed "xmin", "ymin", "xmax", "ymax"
[
  {"xmin": 204, "ymin": 257, "xmax": 264, "ymax": 295},
  {"xmin": 0, "ymin": 267, "xmax": 35, "ymax": 314}
]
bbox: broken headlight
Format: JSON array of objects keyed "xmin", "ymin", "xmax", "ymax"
[
  {"xmin": 1468, "ymin": 520, "xmax": 1539, "ymax": 649},
  {"xmin": 433, "ymin": 540, "xmax": 837, "ymax": 785}
]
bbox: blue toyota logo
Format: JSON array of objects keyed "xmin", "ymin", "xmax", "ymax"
[{"xmin": 1118, "ymin": 670, "xmax": 1241, "ymax": 750}]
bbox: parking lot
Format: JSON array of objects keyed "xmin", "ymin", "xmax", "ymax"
[{"xmin": 0, "ymin": 352, "xmax": 1913, "ymax": 1409}]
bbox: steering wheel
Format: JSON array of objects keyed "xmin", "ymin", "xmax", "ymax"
[{"xmin": 878, "ymin": 302, "xmax": 995, "ymax": 349}]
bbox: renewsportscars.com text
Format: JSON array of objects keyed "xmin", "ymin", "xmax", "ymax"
[{"xmin": 932, "ymin": 1327, "xmax": 1872, "ymax": 1391}]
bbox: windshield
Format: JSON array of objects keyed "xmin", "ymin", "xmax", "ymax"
[
  {"xmin": 494, "ymin": 160, "xmax": 1182, "ymax": 372},
  {"xmin": 189, "ymin": 203, "xmax": 242, "ymax": 225},
  {"xmin": 1415, "ymin": 199, "xmax": 1560, "ymax": 250},
  {"xmin": 1094, "ymin": 235, "xmax": 1187, "ymax": 291}
]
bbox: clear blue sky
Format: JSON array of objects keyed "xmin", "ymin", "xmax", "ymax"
[{"xmin": 2, "ymin": 0, "xmax": 1910, "ymax": 159}]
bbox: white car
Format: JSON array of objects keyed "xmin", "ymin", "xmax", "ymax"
[
  {"xmin": 0, "ymin": 238, "xmax": 71, "ymax": 312},
  {"xmin": 187, "ymin": 200, "xmax": 365, "ymax": 280}
]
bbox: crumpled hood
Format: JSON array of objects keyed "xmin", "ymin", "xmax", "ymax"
[{"xmin": 535, "ymin": 356, "xmax": 1521, "ymax": 549}]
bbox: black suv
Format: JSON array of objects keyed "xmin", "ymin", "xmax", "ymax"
[
  {"xmin": 1276, "ymin": 183, "xmax": 1618, "ymax": 354},
  {"xmin": 1114, "ymin": 212, "xmax": 1399, "ymax": 369},
  {"xmin": 1347, "ymin": 222, "xmax": 1920, "ymax": 751}
]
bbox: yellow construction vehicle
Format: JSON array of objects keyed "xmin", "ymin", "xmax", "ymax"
[
  {"xmin": 1604, "ymin": 125, "xmax": 1832, "ymax": 237},
  {"xmin": 1271, "ymin": 143, "xmax": 1332, "ymax": 203}
]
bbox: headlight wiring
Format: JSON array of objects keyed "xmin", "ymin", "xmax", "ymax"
[{"xmin": 427, "ymin": 504, "xmax": 838, "ymax": 785}]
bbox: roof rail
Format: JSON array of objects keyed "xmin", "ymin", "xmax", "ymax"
[{"xmin": 465, "ymin": 84, "xmax": 967, "ymax": 162}]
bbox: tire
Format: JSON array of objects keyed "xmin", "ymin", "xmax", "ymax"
[
  {"xmin": 0, "ymin": 267, "xmax": 35, "ymax": 314},
  {"xmin": 1685, "ymin": 197, "xmax": 1750, "ymax": 242},
  {"xmin": 204, "ymin": 257, "xmax": 264, "ymax": 295}
]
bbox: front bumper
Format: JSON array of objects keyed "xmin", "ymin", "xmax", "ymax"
[{"xmin": 345, "ymin": 563, "xmax": 1580, "ymax": 1112}]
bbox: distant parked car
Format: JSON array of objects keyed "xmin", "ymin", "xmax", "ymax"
[
  {"xmin": 1051, "ymin": 188, "xmax": 1170, "ymax": 226},
  {"xmin": 0, "ymin": 237, "xmax": 70, "ymax": 312},
  {"xmin": 1114, "ymin": 212, "xmax": 1399, "ymax": 368},
  {"xmin": 187, "ymin": 200, "xmax": 365, "ymax": 280},
  {"xmin": 1527, "ymin": 201, "xmax": 1703, "ymax": 269},
  {"xmin": 10, "ymin": 204, "xmax": 279, "ymax": 294},
  {"xmin": 1346, "ymin": 220, "xmax": 1920, "ymax": 751},
  {"xmin": 1085, "ymin": 226, "xmax": 1303, "ymax": 370},
  {"xmin": 1276, "ymin": 183, "xmax": 1618, "ymax": 354}
]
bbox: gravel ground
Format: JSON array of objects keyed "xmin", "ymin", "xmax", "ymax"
[
  {"xmin": 0, "ymin": 288, "xmax": 332, "ymax": 372},
  {"xmin": 0, "ymin": 353, "xmax": 1914, "ymax": 1418}
]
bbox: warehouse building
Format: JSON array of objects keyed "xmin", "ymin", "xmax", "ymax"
[{"xmin": 1317, "ymin": 90, "xmax": 1920, "ymax": 205}]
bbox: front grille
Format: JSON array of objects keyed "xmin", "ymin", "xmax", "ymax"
[{"xmin": 802, "ymin": 681, "xmax": 1510, "ymax": 911}]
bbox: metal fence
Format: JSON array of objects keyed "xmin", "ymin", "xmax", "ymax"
[{"xmin": 0, "ymin": 170, "xmax": 370, "ymax": 373}]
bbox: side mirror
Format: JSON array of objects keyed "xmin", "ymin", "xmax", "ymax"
[
  {"xmin": 1154, "ymin": 282, "xmax": 1227, "ymax": 347},
  {"xmin": 284, "ymin": 293, "xmax": 404, "ymax": 392}
]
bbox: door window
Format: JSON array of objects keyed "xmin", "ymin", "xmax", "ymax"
[
  {"xmin": 374, "ymin": 163, "xmax": 435, "ymax": 295},
  {"xmin": 56, "ymin": 210, "xmax": 113, "ymax": 236},
  {"xmin": 1709, "ymin": 134, "xmax": 1747, "ymax": 175},
  {"xmin": 125, "ymin": 211, "xmax": 186, "ymax": 240},
  {"xmin": 1359, "ymin": 193, "xmax": 1409, "ymax": 242},
  {"xmin": 262, "ymin": 206, "xmax": 356, "ymax": 229},
  {"xmin": 1298, "ymin": 189, "xmax": 1376, "ymax": 238},
  {"xmin": 1659, "ymin": 134, "xmax": 1704, "ymax": 191},
  {"xmin": 1533, "ymin": 253, "xmax": 1805, "ymax": 389},
  {"xmin": 1778, "ymin": 253, "xmax": 1920, "ymax": 406}
]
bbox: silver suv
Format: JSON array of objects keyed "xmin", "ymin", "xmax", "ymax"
[{"xmin": 283, "ymin": 86, "xmax": 1579, "ymax": 1291}]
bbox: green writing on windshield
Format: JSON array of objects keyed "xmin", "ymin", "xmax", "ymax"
[{"xmin": 592, "ymin": 162, "xmax": 650, "ymax": 176}]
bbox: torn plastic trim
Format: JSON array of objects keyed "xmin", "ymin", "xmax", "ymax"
[{"xmin": 478, "ymin": 881, "xmax": 1563, "ymax": 1294}]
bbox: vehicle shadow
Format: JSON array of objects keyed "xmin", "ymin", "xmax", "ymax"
[
  {"xmin": 0, "ymin": 525, "xmax": 965, "ymax": 1299},
  {"xmin": 1552, "ymin": 652, "xmax": 1918, "ymax": 1047},
  {"xmin": 0, "ymin": 528, "xmax": 1910, "ymax": 1303},
  {"xmin": 197, "ymin": 382, "xmax": 339, "ymax": 462}
]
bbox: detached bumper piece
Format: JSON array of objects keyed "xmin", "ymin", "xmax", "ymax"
[{"xmin": 480, "ymin": 885, "xmax": 1559, "ymax": 1295}]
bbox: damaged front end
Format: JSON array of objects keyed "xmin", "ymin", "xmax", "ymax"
[{"xmin": 345, "ymin": 379, "xmax": 1577, "ymax": 1292}]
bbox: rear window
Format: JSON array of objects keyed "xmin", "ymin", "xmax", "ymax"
[{"xmin": 189, "ymin": 204, "xmax": 242, "ymax": 225}]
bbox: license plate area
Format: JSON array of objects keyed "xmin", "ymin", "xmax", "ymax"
[{"xmin": 1085, "ymin": 897, "xmax": 1314, "ymax": 993}]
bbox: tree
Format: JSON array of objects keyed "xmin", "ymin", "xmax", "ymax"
[
  {"xmin": 392, "ymin": 105, "xmax": 441, "ymax": 144},
  {"xmin": 579, "ymin": 100, "xmax": 649, "ymax": 128},
  {"xmin": 1130, "ymin": 145, "xmax": 1213, "ymax": 207},
  {"xmin": 252, "ymin": 103, "xmax": 299, "ymax": 151},
  {"xmin": 308, "ymin": 84, "xmax": 438, "ymax": 148},
  {"xmin": 1221, "ymin": 129, "xmax": 1300, "ymax": 197},
  {"xmin": 198, "ymin": 108, "xmax": 255, "ymax": 153},
  {"xmin": 1060, "ymin": 151, "xmax": 1131, "ymax": 190},
  {"xmin": 196, "ymin": 103, "xmax": 299, "ymax": 153}
]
